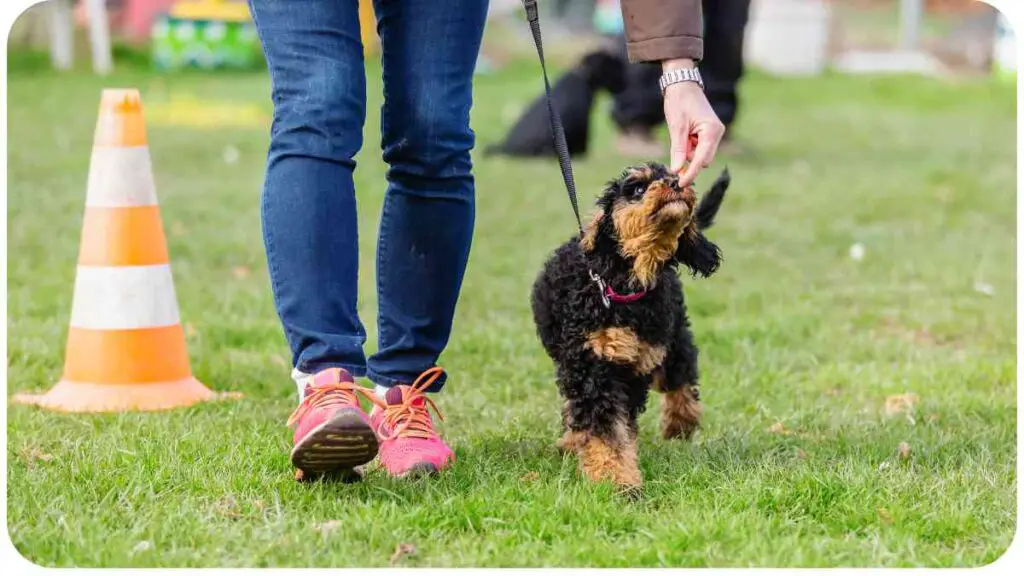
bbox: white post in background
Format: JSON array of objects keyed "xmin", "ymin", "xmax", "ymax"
[
  {"xmin": 745, "ymin": 0, "xmax": 831, "ymax": 76},
  {"xmin": 85, "ymin": 0, "xmax": 114, "ymax": 75},
  {"xmin": 899, "ymin": 0, "xmax": 923, "ymax": 50},
  {"xmin": 993, "ymin": 12, "xmax": 1016, "ymax": 81},
  {"xmin": 49, "ymin": 0, "xmax": 74, "ymax": 70}
]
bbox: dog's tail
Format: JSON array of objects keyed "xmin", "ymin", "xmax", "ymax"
[{"xmin": 695, "ymin": 167, "xmax": 730, "ymax": 231}]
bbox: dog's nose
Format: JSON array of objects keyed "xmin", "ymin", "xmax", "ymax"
[
  {"xmin": 654, "ymin": 177, "xmax": 677, "ymax": 191},
  {"xmin": 655, "ymin": 178, "xmax": 685, "ymax": 199}
]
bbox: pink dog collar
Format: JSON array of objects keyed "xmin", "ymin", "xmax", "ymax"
[{"xmin": 604, "ymin": 284, "xmax": 648, "ymax": 304}]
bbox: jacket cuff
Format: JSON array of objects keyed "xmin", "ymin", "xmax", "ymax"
[{"xmin": 626, "ymin": 35, "xmax": 704, "ymax": 64}]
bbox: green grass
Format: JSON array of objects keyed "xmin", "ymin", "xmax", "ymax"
[{"xmin": 6, "ymin": 55, "xmax": 1016, "ymax": 567}]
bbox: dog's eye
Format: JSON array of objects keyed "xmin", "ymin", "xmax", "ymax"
[{"xmin": 629, "ymin": 184, "xmax": 645, "ymax": 198}]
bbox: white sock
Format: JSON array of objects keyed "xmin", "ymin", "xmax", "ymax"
[
  {"xmin": 291, "ymin": 368, "xmax": 312, "ymax": 402},
  {"xmin": 374, "ymin": 385, "xmax": 390, "ymax": 400}
]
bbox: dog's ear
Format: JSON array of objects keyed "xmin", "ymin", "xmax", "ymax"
[
  {"xmin": 674, "ymin": 230, "xmax": 722, "ymax": 278},
  {"xmin": 580, "ymin": 211, "xmax": 604, "ymax": 252}
]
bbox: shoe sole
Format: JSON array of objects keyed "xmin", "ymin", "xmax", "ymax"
[
  {"xmin": 395, "ymin": 462, "xmax": 438, "ymax": 479},
  {"xmin": 291, "ymin": 410, "xmax": 378, "ymax": 479},
  {"xmin": 294, "ymin": 466, "xmax": 364, "ymax": 484}
]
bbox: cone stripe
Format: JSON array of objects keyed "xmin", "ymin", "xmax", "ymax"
[
  {"xmin": 70, "ymin": 265, "xmax": 180, "ymax": 330},
  {"xmin": 86, "ymin": 147, "xmax": 157, "ymax": 207},
  {"xmin": 78, "ymin": 206, "xmax": 170, "ymax": 266},
  {"xmin": 63, "ymin": 325, "xmax": 192, "ymax": 383}
]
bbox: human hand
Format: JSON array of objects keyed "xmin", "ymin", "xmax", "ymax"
[{"xmin": 662, "ymin": 59, "xmax": 726, "ymax": 187}]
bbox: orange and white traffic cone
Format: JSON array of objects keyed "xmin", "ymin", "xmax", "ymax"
[{"xmin": 13, "ymin": 88, "xmax": 234, "ymax": 412}]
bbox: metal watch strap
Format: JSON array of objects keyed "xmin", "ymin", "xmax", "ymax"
[{"xmin": 659, "ymin": 68, "xmax": 704, "ymax": 95}]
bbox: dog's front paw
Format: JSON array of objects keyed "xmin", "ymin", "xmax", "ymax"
[
  {"xmin": 578, "ymin": 435, "xmax": 643, "ymax": 488},
  {"xmin": 661, "ymin": 386, "xmax": 702, "ymax": 441},
  {"xmin": 661, "ymin": 417, "xmax": 699, "ymax": 440},
  {"xmin": 556, "ymin": 430, "xmax": 585, "ymax": 454}
]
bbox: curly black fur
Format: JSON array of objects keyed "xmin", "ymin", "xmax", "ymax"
[{"xmin": 530, "ymin": 163, "xmax": 729, "ymax": 482}]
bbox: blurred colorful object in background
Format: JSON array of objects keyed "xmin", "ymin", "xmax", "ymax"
[
  {"xmin": 151, "ymin": 1, "xmax": 260, "ymax": 70},
  {"xmin": 150, "ymin": 0, "xmax": 378, "ymax": 71},
  {"xmin": 123, "ymin": 0, "xmax": 176, "ymax": 41},
  {"xmin": 592, "ymin": 0, "xmax": 624, "ymax": 36}
]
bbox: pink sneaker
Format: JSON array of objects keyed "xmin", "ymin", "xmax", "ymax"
[
  {"xmin": 287, "ymin": 368, "xmax": 378, "ymax": 481},
  {"xmin": 369, "ymin": 367, "xmax": 455, "ymax": 478}
]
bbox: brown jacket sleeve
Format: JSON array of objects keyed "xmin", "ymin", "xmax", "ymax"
[{"xmin": 620, "ymin": 0, "xmax": 704, "ymax": 63}]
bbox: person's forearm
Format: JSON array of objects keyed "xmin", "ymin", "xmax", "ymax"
[{"xmin": 663, "ymin": 58, "xmax": 696, "ymax": 71}]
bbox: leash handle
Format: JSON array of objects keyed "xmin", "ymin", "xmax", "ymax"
[{"xmin": 522, "ymin": 0, "xmax": 584, "ymax": 238}]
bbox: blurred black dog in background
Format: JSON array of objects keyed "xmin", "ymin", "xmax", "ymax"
[{"xmin": 486, "ymin": 50, "xmax": 626, "ymax": 158}]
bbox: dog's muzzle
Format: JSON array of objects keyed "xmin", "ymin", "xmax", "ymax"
[{"xmin": 649, "ymin": 180, "xmax": 695, "ymax": 220}]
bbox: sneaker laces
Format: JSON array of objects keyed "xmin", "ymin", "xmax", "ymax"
[
  {"xmin": 286, "ymin": 381, "xmax": 379, "ymax": 427},
  {"xmin": 376, "ymin": 367, "xmax": 445, "ymax": 441}
]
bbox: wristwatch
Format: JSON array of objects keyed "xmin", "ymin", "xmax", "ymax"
[{"xmin": 658, "ymin": 67, "xmax": 704, "ymax": 95}]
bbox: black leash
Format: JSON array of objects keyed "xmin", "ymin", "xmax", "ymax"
[
  {"xmin": 522, "ymin": 0, "xmax": 585, "ymax": 238},
  {"xmin": 520, "ymin": 0, "xmax": 611, "ymax": 307}
]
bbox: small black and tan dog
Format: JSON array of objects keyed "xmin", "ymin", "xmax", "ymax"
[{"xmin": 531, "ymin": 163, "xmax": 729, "ymax": 488}]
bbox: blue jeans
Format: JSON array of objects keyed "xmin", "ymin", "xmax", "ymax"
[{"xmin": 248, "ymin": 0, "xmax": 489, "ymax": 392}]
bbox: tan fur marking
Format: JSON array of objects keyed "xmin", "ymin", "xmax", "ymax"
[
  {"xmin": 579, "ymin": 211, "xmax": 603, "ymax": 252},
  {"xmin": 629, "ymin": 166, "xmax": 654, "ymax": 181},
  {"xmin": 611, "ymin": 182, "xmax": 697, "ymax": 288},
  {"xmin": 557, "ymin": 400, "xmax": 584, "ymax": 453},
  {"xmin": 557, "ymin": 429, "xmax": 586, "ymax": 453},
  {"xmin": 576, "ymin": 418, "xmax": 641, "ymax": 487},
  {"xmin": 586, "ymin": 327, "xmax": 641, "ymax": 364},
  {"xmin": 636, "ymin": 344, "xmax": 667, "ymax": 374},
  {"xmin": 661, "ymin": 385, "xmax": 702, "ymax": 440},
  {"xmin": 578, "ymin": 435, "xmax": 620, "ymax": 481},
  {"xmin": 617, "ymin": 427, "xmax": 642, "ymax": 487},
  {"xmin": 585, "ymin": 327, "xmax": 666, "ymax": 374},
  {"xmin": 651, "ymin": 367, "xmax": 667, "ymax": 392}
]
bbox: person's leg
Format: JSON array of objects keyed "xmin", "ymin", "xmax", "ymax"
[
  {"xmin": 610, "ymin": 35, "xmax": 664, "ymax": 132},
  {"xmin": 610, "ymin": 34, "xmax": 666, "ymax": 157},
  {"xmin": 366, "ymin": 0, "xmax": 489, "ymax": 393},
  {"xmin": 249, "ymin": 0, "xmax": 379, "ymax": 480},
  {"xmin": 249, "ymin": 0, "xmax": 368, "ymax": 389},
  {"xmin": 364, "ymin": 0, "xmax": 489, "ymax": 477},
  {"xmin": 700, "ymin": 0, "xmax": 751, "ymax": 134}
]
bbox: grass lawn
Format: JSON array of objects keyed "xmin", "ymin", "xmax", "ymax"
[{"xmin": 5, "ymin": 53, "xmax": 1017, "ymax": 567}]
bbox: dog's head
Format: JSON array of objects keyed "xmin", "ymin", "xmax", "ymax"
[
  {"xmin": 578, "ymin": 51, "xmax": 627, "ymax": 94},
  {"xmin": 581, "ymin": 163, "xmax": 721, "ymax": 288}
]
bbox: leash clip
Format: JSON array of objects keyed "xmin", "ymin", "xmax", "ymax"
[{"xmin": 589, "ymin": 269, "xmax": 611, "ymax": 309}]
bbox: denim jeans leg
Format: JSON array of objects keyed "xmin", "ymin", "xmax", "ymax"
[
  {"xmin": 366, "ymin": 0, "xmax": 490, "ymax": 392},
  {"xmin": 248, "ymin": 0, "xmax": 369, "ymax": 377}
]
